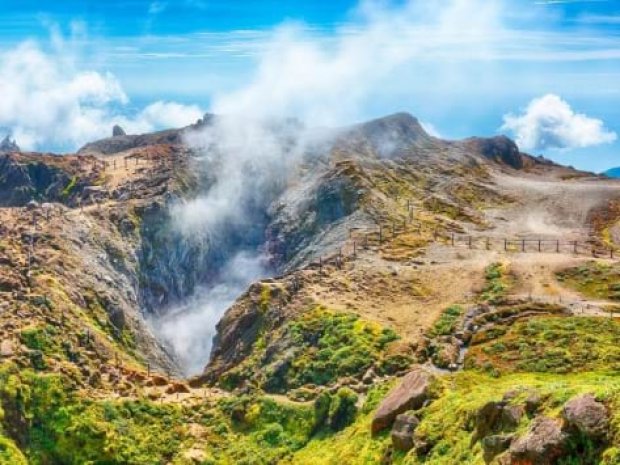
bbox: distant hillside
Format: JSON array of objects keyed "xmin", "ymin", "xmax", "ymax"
[{"xmin": 605, "ymin": 167, "xmax": 620, "ymax": 178}]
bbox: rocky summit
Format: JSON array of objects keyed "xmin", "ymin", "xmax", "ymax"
[{"xmin": 1, "ymin": 113, "xmax": 620, "ymax": 465}]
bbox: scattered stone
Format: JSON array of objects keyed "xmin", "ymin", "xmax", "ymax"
[
  {"xmin": 0, "ymin": 340, "xmax": 14, "ymax": 357},
  {"xmin": 391, "ymin": 413, "xmax": 419, "ymax": 452},
  {"xmin": 371, "ymin": 368, "xmax": 434, "ymax": 434},
  {"xmin": 500, "ymin": 417, "xmax": 567, "ymax": 465},
  {"xmin": 525, "ymin": 391, "xmax": 543, "ymax": 415},
  {"xmin": 562, "ymin": 394, "xmax": 609, "ymax": 439},
  {"xmin": 501, "ymin": 405, "xmax": 524, "ymax": 429},
  {"xmin": 166, "ymin": 381, "xmax": 191, "ymax": 395},
  {"xmin": 362, "ymin": 367, "xmax": 376, "ymax": 385},
  {"xmin": 149, "ymin": 374, "xmax": 169, "ymax": 387},
  {"xmin": 26, "ymin": 199, "xmax": 40, "ymax": 211},
  {"xmin": 482, "ymin": 434, "xmax": 514, "ymax": 464}
]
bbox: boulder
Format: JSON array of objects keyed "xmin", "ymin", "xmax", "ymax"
[
  {"xmin": 391, "ymin": 413, "xmax": 419, "ymax": 452},
  {"xmin": 562, "ymin": 394, "xmax": 609, "ymax": 439},
  {"xmin": 525, "ymin": 391, "xmax": 543, "ymax": 415},
  {"xmin": 482, "ymin": 434, "xmax": 514, "ymax": 464},
  {"xmin": 0, "ymin": 340, "xmax": 14, "ymax": 357},
  {"xmin": 371, "ymin": 368, "xmax": 434, "ymax": 434},
  {"xmin": 500, "ymin": 417, "xmax": 567, "ymax": 465},
  {"xmin": 166, "ymin": 381, "xmax": 191, "ymax": 395},
  {"xmin": 474, "ymin": 400, "xmax": 523, "ymax": 442}
]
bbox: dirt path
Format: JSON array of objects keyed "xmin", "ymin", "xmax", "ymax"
[{"xmin": 483, "ymin": 172, "xmax": 620, "ymax": 240}]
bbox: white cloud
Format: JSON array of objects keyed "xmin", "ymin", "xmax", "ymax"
[
  {"xmin": 501, "ymin": 94, "xmax": 617, "ymax": 151},
  {"xmin": 421, "ymin": 121, "xmax": 442, "ymax": 138},
  {"xmin": 118, "ymin": 101, "xmax": 204, "ymax": 135},
  {"xmin": 211, "ymin": 0, "xmax": 505, "ymax": 126},
  {"xmin": 0, "ymin": 40, "xmax": 203, "ymax": 151}
]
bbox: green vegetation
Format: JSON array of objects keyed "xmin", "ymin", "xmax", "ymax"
[
  {"xmin": 61, "ymin": 176, "xmax": 77, "ymax": 198},
  {"xmin": 20, "ymin": 326, "xmax": 56, "ymax": 353},
  {"xmin": 221, "ymin": 307, "xmax": 410, "ymax": 392},
  {"xmin": 285, "ymin": 370, "xmax": 620, "ymax": 465},
  {"xmin": 466, "ymin": 316, "xmax": 620, "ymax": 374},
  {"xmin": 557, "ymin": 261, "xmax": 620, "ymax": 301},
  {"xmin": 429, "ymin": 305, "xmax": 463, "ymax": 336},
  {"xmin": 480, "ymin": 262, "xmax": 511, "ymax": 302},
  {"xmin": 0, "ymin": 362, "xmax": 365, "ymax": 465},
  {"xmin": 0, "ymin": 436, "xmax": 28, "ymax": 465},
  {"xmin": 284, "ymin": 381, "xmax": 394, "ymax": 465},
  {"xmin": 286, "ymin": 309, "xmax": 401, "ymax": 386}
]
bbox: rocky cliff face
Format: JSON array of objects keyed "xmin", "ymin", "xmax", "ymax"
[{"xmin": 0, "ymin": 135, "xmax": 19, "ymax": 153}]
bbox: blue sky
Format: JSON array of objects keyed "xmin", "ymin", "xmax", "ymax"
[{"xmin": 0, "ymin": 0, "xmax": 618, "ymax": 171}]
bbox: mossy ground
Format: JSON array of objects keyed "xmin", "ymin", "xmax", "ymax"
[
  {"xmin": 220, "ymin": 306, "xmax": 410, "ymax": 393},
  {"xmin": 274, "ymin": 370, "xmax": 620, "ymax": 465},
  {"xmin": 466, "ymin": 316, "xmax": 620, "ymax": 375},
  {"xmin": 480, "ymin": 262, "xmax": 512, "ymax": 302},
  {"xmin": 557, "ymin": 261, "xmax": 620, "ymax": 301},
  {"xmin": 0, "ymin": 361, "xmax": 373, "ymax": 465}
]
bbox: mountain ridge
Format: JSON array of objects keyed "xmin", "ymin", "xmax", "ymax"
[{"xmin": 1, "ymin": 112, "xmax": 620, "ymax": 464}]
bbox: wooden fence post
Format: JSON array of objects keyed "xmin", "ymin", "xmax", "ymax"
[
  {"xmin": 451, "ymin": 233, "xmax": 455, "ymax": 247},
  {"xmin": 521, "ymin": 239, "xmax": 525, "ymax": 252},
  {"xmin": 556, "ymin": 240, "xmax": 560, "ymax": 253}
]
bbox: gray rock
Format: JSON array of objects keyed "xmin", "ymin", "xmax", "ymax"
[
  {"xmin": 525, "ymin": 391, "xmax": 543, "ymax": 415},
  {"xmin": 371, "ymin": 368, "xmax": 434, "ymax": 434},
  {"xmin": 112, "ymin": 125, "xmax": 126, "ymax": 137},
  {"xmin": 391, "ymin": 413, "xmax": 419, "ymax": 452},
  {"xmin": 562, "ymin": 394, "xmax": 609, "ymax": 439},
  {"xmin": 482, "ymin": 434, "xmax": 513, "ymax": 464},
  {"xmin": 500, "ymin": 417, "xmax": 567, "ymax": 465},
  {"xmin": 0, "ymin": 135, "xmax": 19, "ymax": 153}
]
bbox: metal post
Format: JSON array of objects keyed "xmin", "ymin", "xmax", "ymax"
[
  {"xmin": 451, "ymin": 233, "xmax": 455, "ymax": 247},
  {"xmin": 504, "ymin": 239, "xmax": 507, "ymax": 251},
  {"xmin": 521, "ymin": 239, "xmax": 525, "ymax": 252},
  {"xmin": 538, "ymin": 240, "xmax": 541, "ymax": 252},
  {"xmin": 574, "ymin": 241, "xmax": 578, "ymax": 254},
  {"xmin": 556, "ymin": 240, "xmax": 560, "ymax": 253}
]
